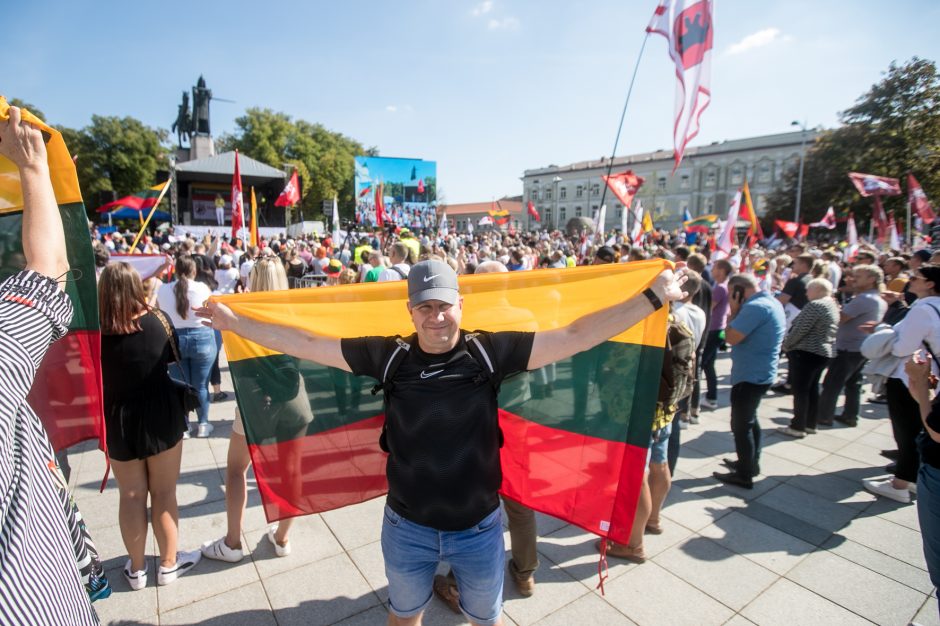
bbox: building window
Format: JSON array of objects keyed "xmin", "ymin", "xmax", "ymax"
[
  {"xmin": 545, "ymin": 188, "xmax": 552, "ymax": 200},
  {"xmin": 560, "ymin": 187, "xmax": 567, "ymax": 199},
  {"xmin": 657, "ymin": 177, "xmax": 666, "ymax": 192},
  {"xmin": 575, "ymin": 206, "xmax": 582, "ymax": 217},
  {"xmin": 756, "ymin": 195, "xmax": 767, "ymax": 213},
  {"xmin": 591, "ymin": 183, "xmax": 600, "ymax": 197},
  {"xmin": 757, "ymin": 163, "xmax": 772, "ymax": 183},
  {"xmin": 704, "ymin": 197, "xmax": 714, "ymax": 212},
  {"xmin": 545, "ymin": 209, "xmax": 552, "ymax": 224},
  {"xmin": 730, "ymin": 166, "xmax": 743, "ymax": 185},
  {"xmin": 560, "ymin": 208, "xmax": 566, "ymax": 222},
  {"xmin": 705, "ymin": 170, "xmax": 717, "ymax": 188},
  {"xmin": 529, "ymin": 188, "xmax": 538, "ymax": 201},
  {"xmin": 680, "ymin": 174, "xmax": 690, "ymax": 189},
  {"xmin": 592, "ymin": 205, "xmax": 599, "ymax": 213},
  {"xmin": 576, "ymin": 185, "xmax": 583, "ymax": 198},
  {"xmin": 679, "ymin": 201, "xmax": 689, "ymax": 218},
  {"xmin": 616, "ymin": 207, "xmax": 623, "ymax": 218}
]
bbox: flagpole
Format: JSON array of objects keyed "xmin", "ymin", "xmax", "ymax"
[
  {"xmin": 906, "ymin": 172, "xmax": 912, "ymax": 247},
  {"xmin": 130, "ymin": 180, "xmax": 171, "ymax": 253},
  {"xmin": 598, "ymin": 33, "xmax": 650, "ymax": 216}
]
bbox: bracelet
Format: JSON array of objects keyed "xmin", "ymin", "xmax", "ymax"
[{"xmin": 643, "ymin": 288, "xmax": 663, "ymax": 311}]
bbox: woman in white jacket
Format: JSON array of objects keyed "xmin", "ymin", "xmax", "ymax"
[{"xmin": 863, "ymin": 264, "xmax": 940, "ymax": 503}]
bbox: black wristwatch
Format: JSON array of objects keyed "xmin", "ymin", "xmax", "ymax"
[{"xmin": 643, "ymin": 288, "xmax": 663, "ymax": 311}]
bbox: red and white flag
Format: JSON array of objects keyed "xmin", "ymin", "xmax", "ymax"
[
  {"xmin": 888, "ymin": 212, "xmax": 901, "ymax": 250},
  {"xmin": 527, "ymin": 200, "xmax": 541, "ymax": 222},
  {"xmin": 231, "ymin": 150, "xmax": 245, "ymax": 240},
  {"xmin": 848, "ymin": 172, "xmax": 901, "ymax": 197},
  {"xmin": 602, "ymin": 170, "xmax": 645, "ymax": 209},
  {"xmin": 647, "ymin": 0, "xmax": 714, "ymax": 170},
  {"xmin": 275, "ymin": 169, "xmax": 301, "ymax": 207},
  {"xmin": 715, "ymin": 190, "xmax": 740, "ymax": 255},
  {"xmin": 908, "ymin": 173, "xmax": 937, "ymax": 225},
  {"xmin": 630, "ymin": 201, "xmax": 645, "ymax": 245},
  {"xmin": 810, "ymin": 206, "xmax": 837, "ymax": 230},
  {"xmin": 846, "ymin": 212, "xmax": 858, "ymax": 246}
]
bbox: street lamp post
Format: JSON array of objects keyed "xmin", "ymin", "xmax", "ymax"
[
  {"xmin": 552, "ymin": 176, "xmax": 562, "ymax": 231},
  {"xmin": 791, "ymin": 120, "xmax": 808, "ymax": 225}
]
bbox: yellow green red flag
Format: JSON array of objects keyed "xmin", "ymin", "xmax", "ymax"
[{"xmin": 217, "ymin": 260, "xmax": 669, "ymax": 544}]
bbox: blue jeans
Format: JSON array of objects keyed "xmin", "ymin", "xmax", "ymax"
[
  {"xmin": 171, "ymin": 327, "xmax": 217, "ymax": 424},
  {"xmin": 701, "ymin": 330, "xmax": 723, "ymax": 401},
  {"xmin": 382, "ymin": 505, "xmax": 504, "ymax": 625},
  {"xmin": 918, "ymin": 462, "xmax": 940, "ymax": 611}
]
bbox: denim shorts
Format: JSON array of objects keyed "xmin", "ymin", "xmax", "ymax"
[
  {"xmin": 381, "ymin": 504, "xmax": 504, "ymax": 625},
  {"xmin": 647, "ymin": 423, "xmax": 672, "ymax": 466}
]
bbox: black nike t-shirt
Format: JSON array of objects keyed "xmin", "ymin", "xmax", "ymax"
[{"xmin": 341, "ymin": 329, "xmax": 534, "ymax": 530}]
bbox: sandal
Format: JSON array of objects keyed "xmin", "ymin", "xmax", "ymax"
[
  {"xmin": 432, "ymin": 574, "xmax": 461, "ymax": 614},
  {"xmin": 645, "ymin": 520, "xmax": 664, "ymax": 535},
  {"xmin": 596, "ymin": 539, "xmax": 646, "ymax": 563}
]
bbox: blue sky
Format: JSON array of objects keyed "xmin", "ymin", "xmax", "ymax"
[{"xmin": 4, "ymin": 0, "xmax": 939, "ymax": 203}]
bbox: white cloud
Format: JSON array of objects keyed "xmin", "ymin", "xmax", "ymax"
[
  {"xmin": 385, "ymin": 105, "xmax": 398, "ymax": 113},
  {"xmin": 471, "ymin": 1, "xmax": 493, "ymax": 16},
  {"xmin": 727, "ymin": 28, "xmax": 786, "ymax": 55},
  {"xmin": 487, "ymin": 16, "xmax": 519, "ymax": 30}
]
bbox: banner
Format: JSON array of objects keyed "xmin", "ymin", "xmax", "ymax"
[{"xmin": 217, "ymin": 261, "xmax": 670, "ymax": 546}]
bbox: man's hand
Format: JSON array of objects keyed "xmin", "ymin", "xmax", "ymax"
[
  {"xmin": 652, "ymin": 267, "xmax": 688, "ymax": 304},
  {"xmin": 906, "ymin": 352, "xmax": 934, "ymax": 396},
  {"xmin": 0, "ymin": 106, "xmax": 47, "ymax": 171},
  {"xmin": 194, "ymin": 300, "xmax": 239, "ymax": 332}
]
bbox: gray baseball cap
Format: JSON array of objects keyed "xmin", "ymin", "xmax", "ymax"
[{"xmin": 408, "ymin": 260, "xmax": 459, "ymax": 306}]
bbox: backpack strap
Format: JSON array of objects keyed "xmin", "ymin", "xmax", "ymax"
[
  {"xmin": 389, "ymin": 265, "xmax": 407, "ymax": 279},
  {"xmin": 464, "ymin": 332, "xmax": 502, "ymax": 393},
  {"xmin": 371, "ymin": 336, "xmax": 412, "ymax": 397},
  {"xmin": 921, "ymin": 303, "xmax": 940, "ymax": 370}
]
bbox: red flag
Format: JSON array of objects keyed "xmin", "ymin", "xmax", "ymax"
[
  {"xmin": 231, "ymin": 150, "xmax": 245, "ymax": 240},
  {"xmin": 417, "ymin": 179, "xmax": 425, "ymax": 194},
  {"xmin": 275, "ymin": 169, "xmax": 301, "ymax": 207},
  {"xmin": 908, "ymin": 173, "xmax": 937, "ymax": 225},
  {"xmin": 602, "ymin": 170, "xmax": 645, "ymax": 209},
  {"xmin": 774, "ymin": 220, "xmax": 809, "ymax": 239},
  {"xmin": 736, "ymin": 181, "xmax": 763, "ymax": 247},
  {"xmin": 375, "ymin": 183, "xmax": 385, "ymax": 226},
  {"xmin": 809, "ymin": 206, "xmax": 837, "ymax": 230},
  {"xmin": 527, "ymin": 200, "xmax": 540, "ymax": 222},
  {"xmin": 647, "ymin": 0, "xmax": 714, "ymax": 169},
  {"xmin": 872, "ymin": 197, "xmax": 889, "ymax": 243}
]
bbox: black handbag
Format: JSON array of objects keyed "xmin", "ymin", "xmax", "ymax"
[{"xmin": 153, "ymin": 310, "xmax": 202, "ymax": 414}]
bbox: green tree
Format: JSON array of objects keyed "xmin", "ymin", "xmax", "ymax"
[
  {"xmin": 766, "ymin": 57, "xmax": 940, "ymax": 230},
  {"xmin": 218, "ymin": 107, "xmax": 377, "ymax": 221}
]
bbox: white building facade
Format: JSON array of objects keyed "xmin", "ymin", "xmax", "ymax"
[{"xmin": 521, "ymin": 130, "xmax": 819, "ymax": 232}]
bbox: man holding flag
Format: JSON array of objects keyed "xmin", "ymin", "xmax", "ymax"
[{"xmin": 196, "ymin": 260, "xmax": 686, "ymax": 626}]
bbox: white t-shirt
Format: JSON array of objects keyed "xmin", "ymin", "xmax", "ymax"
[
  {"xmin": 215, "ymin": 268, "xmax": 240, "ymax": 294},
  {"xmin": 673, "ymin": 301, "xmax": 707, "ymax": 348},
  {"xmin": 239, "ymin": 259, "xmax": 255, "ymax": 283},
  {"xmin": 157, "ymin": 279, "xmax": 212, "ymax": 329},
  {"xmin": 378, "ymin": 263, "xmax": 410, "ymax": 282}
]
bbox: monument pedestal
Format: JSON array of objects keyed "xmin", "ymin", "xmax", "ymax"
[{"xmin": 190, "ymin": 135, "xmax": 215, "ymax": 160}]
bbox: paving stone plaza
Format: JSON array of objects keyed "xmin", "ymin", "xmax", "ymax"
[{"xmin": 71, "ymin": 351, "xmax": 936, "ymax": 626}]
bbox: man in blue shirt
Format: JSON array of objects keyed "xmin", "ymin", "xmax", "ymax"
[{"xmin": 714, "ymin": 274, "xmax": 786, "ymax": 488}]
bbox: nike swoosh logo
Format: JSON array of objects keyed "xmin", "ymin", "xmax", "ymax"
[
  {"xmin": 423, "ymin": 274, "xmax": 440, "ymax": 282},
  {"xmin": 420, "ymin": 369, "xmax": 444, "ymax": 379}
]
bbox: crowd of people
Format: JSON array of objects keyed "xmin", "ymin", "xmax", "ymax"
[{"xmin": 4, "ymin": 103, "xmax": 940, "ymax": 623}]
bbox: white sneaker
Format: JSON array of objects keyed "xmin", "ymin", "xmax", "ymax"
[
  {"xmin": 909, "ymin": 483, "xmax": 918, "ymax": 495},
  {"xmin": 777, "ymin": 426, "xmax": 806, "ymax": 438},
  {"xmin": 689, "ymin": 415, "xmax": 700, "ymax": 425},
  {"xmin": 862, "ymin": 478, "xmax": 911, "ymax": 504},
  {"xmin": 196, "ymin": 422, "xmax": 214, "ymax": 438},
  {"xmin": 157, "ymin": 550, "xmax": 202, "ymax": 585},
  {"xmin": 267, "ymin": 525, "xmax": 291, "ymax": 557},
  {"xmin": 182, "ymin": 426, "xmax": 191, "ymax": 440},
  {"xmin": 702, "ymin": 399, "xmax": 718, "ymax": 410},
  {"xmin": 201, "ymin": 537, "xmax": 244, "ymax": 563},
  {"xmin": 123, "ymin": 560, "xmax": 147, "ymax": 591}
]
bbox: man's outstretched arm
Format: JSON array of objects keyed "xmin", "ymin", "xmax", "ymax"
[
  {"xmin": 0, "ymin": 106, "xmax": 69, "ymax": 285},
  {"xmin": 527, "ymin": 268, "xmax": 686, "ymax": 370},
  {"xmin": 194, "ymin": 300, "xmax": 351, "ymax": 372}
]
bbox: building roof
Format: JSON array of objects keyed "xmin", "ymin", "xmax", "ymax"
[
  {"xmin": 523, "ymin": 130, "xmax": 822, "ymax": 177},
  {"xmin": 175, "ymin": 151, "xmax": 286, "ymax": 179},
  {"xmin": 444, "ymin": 200, "xmax": 524, "ymax": 216}
]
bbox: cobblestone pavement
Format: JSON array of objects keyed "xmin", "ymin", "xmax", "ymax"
[{"xmin": 69, "ymin": 352, "xmax": 937, "ymax": 625}]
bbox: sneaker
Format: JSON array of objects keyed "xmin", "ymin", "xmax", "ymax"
[
  {"xmin": 679, "ymin": 419, "xmax": 689, "ymax": 430},
  {"xmin": 201, "ymin": 537, "xmax": 244, "ymax": 563},
  {"xmin": 211, "ymin": 391, "xmax": 229, "ymax": 403},
  {"xmin": 123, "ymin": 560, "xmax": 147, "ymax": 591},
  {"xmin": 182, "ymin": 426, "xmax": 192, "ymax": 440},
  {"xmin": 157, "ymin": 550, "xmax": 202, "ymax": 586},
  {"xmin": 196, "ymin": 422, "xmax": 214, "ymax": 438},
  {"xmin": 689, "ymin": 414, "xmax": 700, "ymax": 425},
  {"xmin": 267, "ymin": 525, "xmax": 291, "ymax": 557},
  {"xmin": 910, "ymin": 483, "xmax": 918, "ymax": 495},
  {"xmin": 702, "ymin": 398, "xmax": 718, "ymax": 410},
  {"xmin": 862, "ymin": 478, "xmax": 911, "ymax": 504},
  {"xmin": 805, "ymin": 427, "xmax": 817, "ymax": 434},
  {"xmin": 777, "ymin": 426, "xmax": 806, "ymax": 438},
  {"xmin": 87, "ymin": 574, "xmax": 112, "ymax": 602}
]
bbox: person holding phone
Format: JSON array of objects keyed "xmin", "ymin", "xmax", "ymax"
[{"xmin": 713, "ymin": 274, "xmax": 786, "ymax": 489}]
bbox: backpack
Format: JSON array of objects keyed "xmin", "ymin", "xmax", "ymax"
[
  {"xmin": 370, "ymin": 332, "xmax": 502, "ymax": 452},
  {"xmin": 652, "ymin": 314, "xmax": 696, "ymax": 431}
]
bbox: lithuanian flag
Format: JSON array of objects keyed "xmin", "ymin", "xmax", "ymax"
[
  {"xmin": 683, "ymin": 213, "xmax": 718, "ymax": 233},
  {"xmin": 218, "ymin": 260, "xmax": 668, "ymax": 544},
  {"xmin": 95, "ymin": 181, "xmax": 169, "ymax": 213},
  {"xmin": 0, "ymin": 97, "xmax": 105, "ymax": 453}
]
